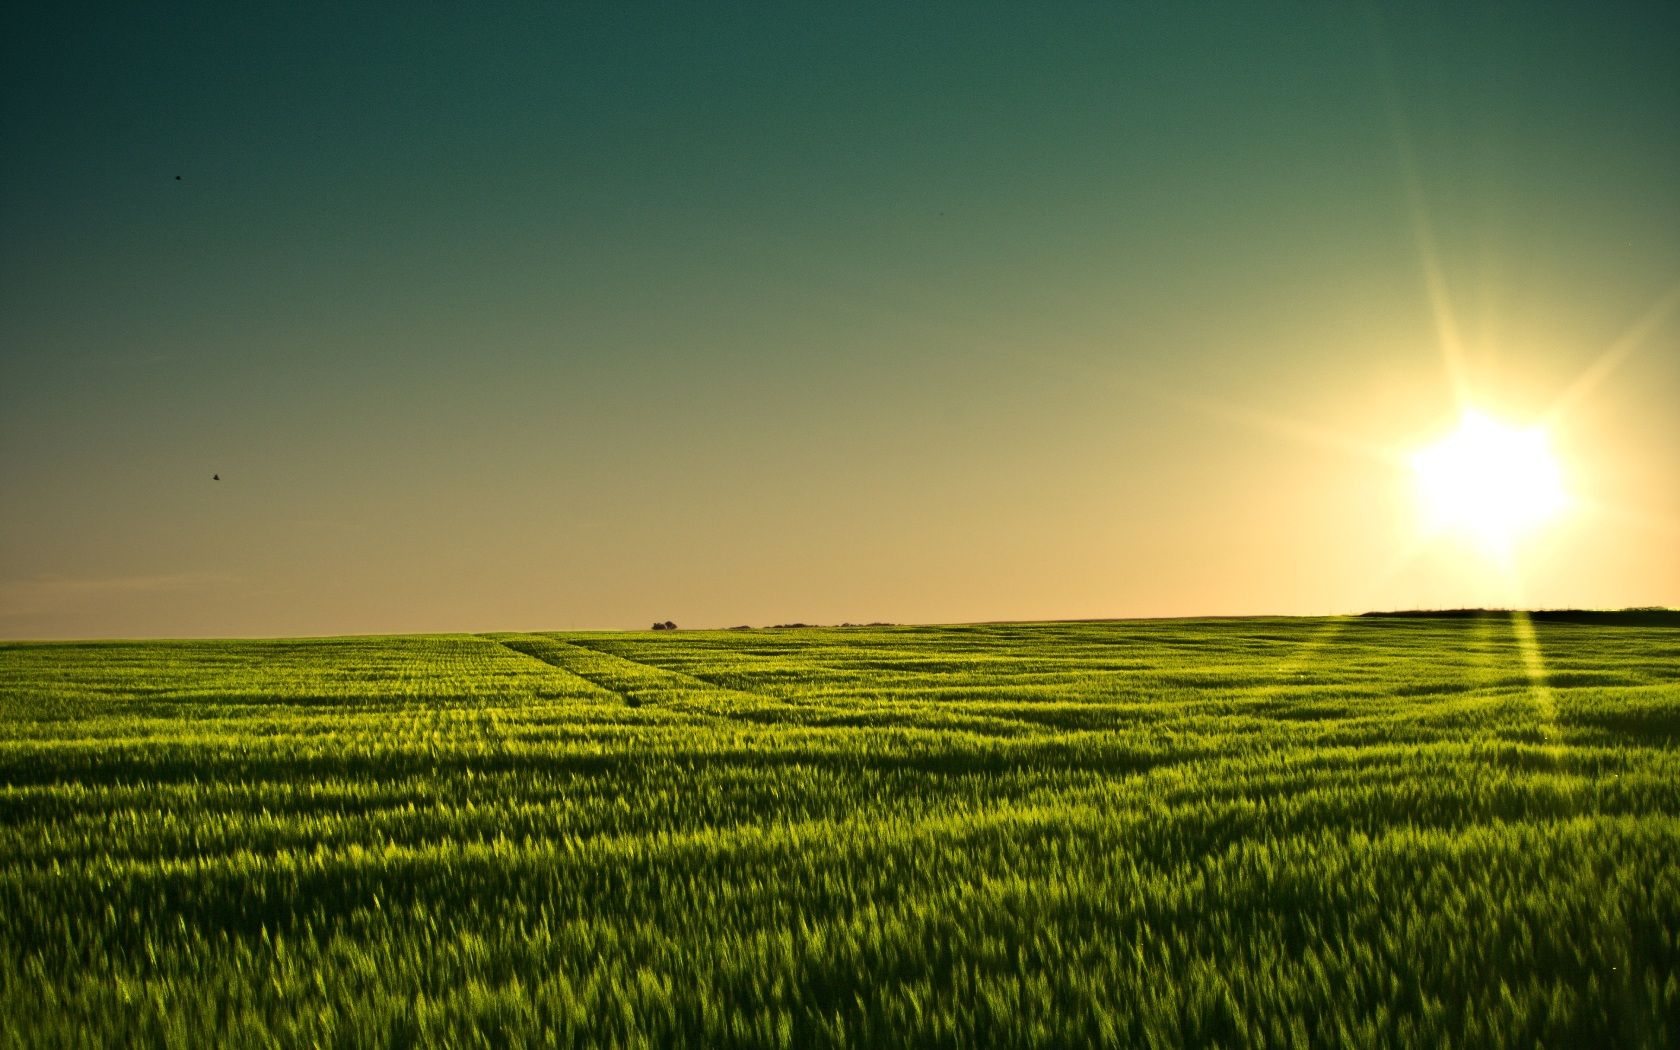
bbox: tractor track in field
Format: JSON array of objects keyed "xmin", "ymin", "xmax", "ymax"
[
  {"xmin": 483, "ymin": 635, "xmax": 624, "ymax": 702},
  {"xmin": 486, "ymin": 634, "xmax": 775, "ymax": 711}
]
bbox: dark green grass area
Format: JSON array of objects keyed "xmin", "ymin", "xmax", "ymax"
[{"xmin": 2, "ymin": 617, "xmax": 1678, "ymax": 1047}]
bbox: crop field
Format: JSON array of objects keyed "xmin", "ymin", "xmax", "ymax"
[{"xmin": 3, "ymin": 615, "xmax": 1679, "ymax": 1047}]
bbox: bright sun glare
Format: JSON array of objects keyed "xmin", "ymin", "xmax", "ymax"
[{"xmin": 1411, "ymin": 411, "xmax": 1567, "ymax": 545}]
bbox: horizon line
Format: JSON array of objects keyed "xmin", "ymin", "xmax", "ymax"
[{"xmin": 6, "ymin": 606, "xmax": 1676, "ymax": 645}]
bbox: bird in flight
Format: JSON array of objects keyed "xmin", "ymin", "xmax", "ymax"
[{"xmin": 212, "ymin": 474, "xmax": 220, "ymax": 481}]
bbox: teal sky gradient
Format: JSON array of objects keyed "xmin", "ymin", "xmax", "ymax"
[{"xmin": 3, "ymin": 3, "xmax": 1677, "ymax": 636}]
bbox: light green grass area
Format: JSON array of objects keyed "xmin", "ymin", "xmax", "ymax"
[{"xmin": 3, "ymin": 617, "xmax": 1678, "ymax": 1047}]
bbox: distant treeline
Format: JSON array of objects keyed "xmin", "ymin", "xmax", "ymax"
[{"xmin": 1361, "ymin": 607, "xmax": 1680, "ymax": 627}]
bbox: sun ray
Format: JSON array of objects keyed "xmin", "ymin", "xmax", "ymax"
[
  {"xmin": 1542, "ymin": 278, "xmax": 1680, "ymax": 428},
  {"xmin": 1134, "ymin": 384, "xmax": 1408, "ymax": 467},
  {"xmin": 1364, "ymin": 7, "xmax": 1472, "ymax": 412},
  {"xmin": 1503, "ymin": 608, "xmax": 1576, "ymax": 815},
  {"xmin": 1399, "ymin": 163, "xmax": 1472, "ymax": 412},
  {"xmin": 1489, "ymin": 553, "xmax": 1565, "ymax": 771},
  {"xmin": 990, "ymin": 339, "xmax": 1411, "ymax": 470},
  {"xmin": 1507, "ymin": 610, "xmax": 1556, "ymax": 732}
]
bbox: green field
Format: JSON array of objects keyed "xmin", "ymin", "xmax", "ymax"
[{"xmin": 3, "ymin": 616, "xmax": 1678, "ymax": 1047}]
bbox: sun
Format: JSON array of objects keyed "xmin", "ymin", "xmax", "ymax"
[{"xmin": 1411, "ymin": 410, "xmax": 1567, "ymax": 545}]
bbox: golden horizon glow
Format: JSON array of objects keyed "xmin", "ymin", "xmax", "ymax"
[{"xmin": 1411, "ymin": 411, "xmax": 1567, "ymax": 549}]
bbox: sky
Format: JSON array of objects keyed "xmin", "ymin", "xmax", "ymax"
[{"xmin": 2, "ymin": 2, "xmax": 1677, "ymax": 638}]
